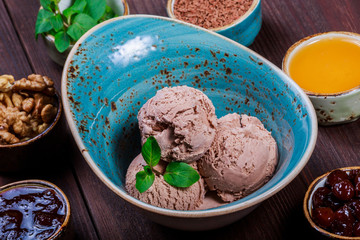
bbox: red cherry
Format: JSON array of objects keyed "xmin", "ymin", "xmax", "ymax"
[
  {"xmin": 354, "ymin": 222, "xmax": 360, "ymax": 237},
  {"xmin": 333, "ymin": 180, "xmax": 355, "ymax": 201},
  {"xmin": 326, "ymin": 170, "xmax": 348, "ymax": 188},
  {"xmin": 353, "ymin": 174, "xmax": 360, "ymax": 184},
  {"xmin": 331, "ymin": 219, "xmax": 353, "ymax": 236},
  {"xmin": 330, "ymin": 205, "xmax": 355, "ymax": 236},
  {"xmin": 324, "ymin": 193, "xmax": 343, "ymax": 211},
  {"xmin": 347, "ymin": 199, "xmax": 360, "ymax": 220},
  {"xmin": 312, "ymin": 187, "xmax": 331, "ymax": 209},
  {"xmin": 312, "ymin": 207, "xmax": 335, "ymax": 228},
  {"xmin": 348, "ymin": 170, "xmax": 360, "ymax": 182},
  {"xmin": 355, "ymin": 182, "xmax": 360, "ymax": 198}
]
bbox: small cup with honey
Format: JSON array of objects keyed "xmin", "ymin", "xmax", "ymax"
[{"xmin": 283, "ymin": 31, "xmax": 360, "ymax": 125}]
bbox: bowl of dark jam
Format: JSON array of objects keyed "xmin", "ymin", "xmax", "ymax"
[
  {"xmin": 304, "ymin": 167, "xmax": 360, "ymax": 239},
  {"xmin": 0, "ymin": 180, "xmax": 70, "ymax": 240}
]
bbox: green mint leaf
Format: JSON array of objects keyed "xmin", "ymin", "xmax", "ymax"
[
  {"xmin": 35, "ymin": 9, "xmax": 54, "ymax": 39},
  {"xmin": 67, "ymin": 13, "xmax": 96, "ymax": 41},
  {"xmin": 48, "ymin": 29, "xmax": 57, "ymax": 36},
  {"xmin": 72, "ymin": 0, "xmax": 87, "ymax": 12},
  {"xmin": 63, "ymin": 8, "xmax": 75, "ymax": 20},
  {"xmin": 84, "ymin": 0, "xmax": 106, "ymax": 21},
  {"xmin": 100, "ymin": 5, "xmax": 116, "ymax": 22},
  {"xmin": 141, "ymin": 136, "xmax": 161, "ymax": 168},
  {"xmin": 40, "ymin": 0, "xmax": 52, "ymax": 11},
  {"xmin": 54, "ymin": 31, "xmax": 70, "ymax": 53},
  {"xmin": 144, "ymin": 165, "xmax": 153, "ymax": 175},
  {"xmin": 63, "ymin": 0, "xmax": 87, "ymax": 19},
  {"xmin": 164, "ymin": 162, "xmax": 200, "ymax": 188},
  {"xmin": 50, "ymin": 14, "xmax": 63, "ymax": 32},
  {"xmin": 135, "ymin": 166, "xmax": 155, "ymax": 193},
  {"xmin": 50, "ymin": 1, "xmax": 57, "ymax": 12}
]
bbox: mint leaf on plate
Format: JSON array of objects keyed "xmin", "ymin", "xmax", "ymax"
[
  {"xmin": 141, "ymin": 136, "xmax": 161, "ymax": 168},
  {"xmin": 54, "ymin": 31, "xmax": 70, "ymax": 53},
  {"xmin": 164, "ymin": 162, "xmax": 200, "ymax": 188},
  {"xmin": 67, "ymin": 13, "xmax": 96, "ymax": 41},
  {"xmin": 35, "ymin": 9, "xmax": 54, "ymax": 39},
  {"xmin": 136, "ymin": 166, "xmax": 155, "ymax": 193}
]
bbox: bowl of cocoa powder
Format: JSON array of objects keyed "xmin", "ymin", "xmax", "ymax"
[
  {"xmin": 167, "ymin": 0, "xmax": 262, "ymax": 46},
  {"xmin": 0, "ymin": 74, "xmax": 62, "ymax": 172}
]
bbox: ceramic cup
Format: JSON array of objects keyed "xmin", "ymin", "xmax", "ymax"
[
  {"xmin": 304, "ymin": 167, "xmax": 360, "ymax": 239},
  {"xmin": 166, "ymin": 0, "xmax": 262, "ymax": 46},
  {"xmin": 283, "ymin": 31, "xmax": 360, "ymax": 125},
  {"xmin": 0, "ymin": 180, "xmax": 71, "ymax": 240}
]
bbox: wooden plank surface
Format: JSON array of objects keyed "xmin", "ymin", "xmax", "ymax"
[
  {"xmin": 1, "ymin": 0, "xmax": 99, "ymax": 239},
  {"xmin": 1, "ymin": 0, "xmax": 360, "ymax": 239}
]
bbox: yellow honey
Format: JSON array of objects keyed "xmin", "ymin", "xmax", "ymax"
[{"xmin": 288, "ymin": 36, "xmax": 360, "ymax": 94}]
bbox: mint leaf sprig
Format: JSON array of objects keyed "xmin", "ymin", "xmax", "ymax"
[
  {"xmin": 135, "ymin": 136, "xmax": 200, "ymax": 193},
  {"xmin": 35, "ymin": 0, "xmax": 117, "ymax": 53}
]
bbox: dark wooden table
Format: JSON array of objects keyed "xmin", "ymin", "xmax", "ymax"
[{"xmin": 1, "ymin": 0, "xmax": 360, "ymax": 239}]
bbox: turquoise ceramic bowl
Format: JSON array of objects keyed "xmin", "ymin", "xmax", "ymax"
[
  {"xmin": 166, "ymin": 0, "xmax": 262, "ymax": 46},
  {"xmin": 62, "ymin": 15, "xmax": 317, "ymax": 230}
]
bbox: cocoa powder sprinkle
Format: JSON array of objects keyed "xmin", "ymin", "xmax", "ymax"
[{"xmin": 173, "ymin": 0, "xmax": 253, "ymax": 29}]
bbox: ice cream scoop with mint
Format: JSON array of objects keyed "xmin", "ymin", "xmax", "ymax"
[
  {"xmin": 137, "ymin": 85, "xmax": 217, "ymax": 163},
  {"xmin": 125, "ymin": 154, "xmax": 206, "ymax": 210},
  {"xmin": 125, "ymin": 86, "xmax": 278, "ymax": 210}
]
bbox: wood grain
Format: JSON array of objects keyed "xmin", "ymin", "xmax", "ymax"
[
  {"xmin": 1, "ymin": 0, "xmax": 360, "ymax": 239},
  {"xmin": 1, "ymin": 0, "xmax": 99, "ymax": 239},
  {"xmin": 0, "ymin": 0, "xmax": 31, "ymax": 78}
]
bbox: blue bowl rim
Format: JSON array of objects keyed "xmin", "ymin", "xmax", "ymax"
[{"xmin": 61, "ymin": 14, "xmax": 318, "ymax": 218}]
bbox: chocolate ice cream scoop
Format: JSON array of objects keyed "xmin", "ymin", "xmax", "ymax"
[
  {"xmin": 137, "ymin": 86, "xmax": 217, "ymax": 163},
  {"xmin": 125, "ymin": 154, "xmax": 206, "ymax": 210},
  {"xmin": 198, "ymin": 113, "xmax": 278, "ymax": 202}
]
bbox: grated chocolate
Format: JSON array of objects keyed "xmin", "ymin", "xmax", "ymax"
[{"xmin": 173, "ymin": 0, "xmax": 254, "ymax": 29}]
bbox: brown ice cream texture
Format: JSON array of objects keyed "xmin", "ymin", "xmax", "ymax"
[
  {"xmin": 125, "ymin": 154, "xmax": 206, "ymax": 210},
  {"xmin": 137, "ymin": 86, "xmax": 217, "ymax": 163},
  {"xmin": 198, "ymin": 113, "xmax": 278, "ymax": 202}
]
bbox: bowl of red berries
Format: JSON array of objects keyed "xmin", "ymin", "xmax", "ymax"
[{"xmin": 304, "ymin": 167, "xmax": 360, "ymax": 239}]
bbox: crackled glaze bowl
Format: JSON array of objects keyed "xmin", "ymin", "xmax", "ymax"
[
  {"xmin": 62, "ymin": 15, "xmax": 317, "ymax": 231},
  {"xmin": 166, "ymin": 0, "xmax": 262, "ymax": 46}
]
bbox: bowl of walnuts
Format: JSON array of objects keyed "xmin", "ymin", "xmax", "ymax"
[{"xmin": 0, "ymin": 74, "xmax": 62, "ymax": 172}]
